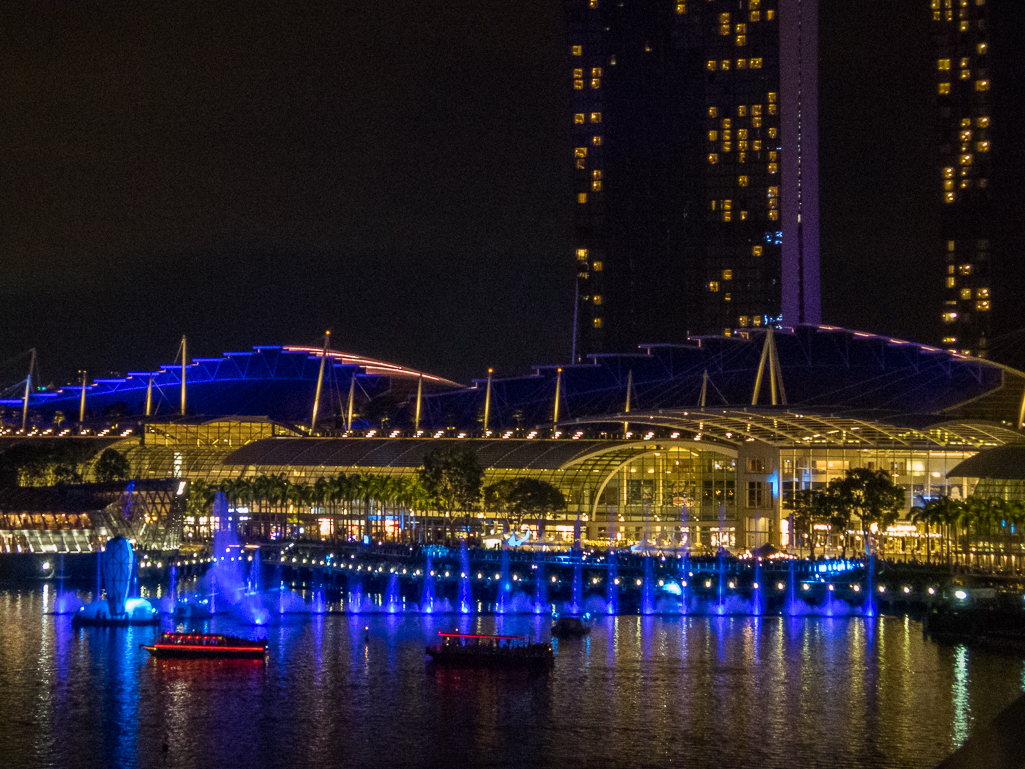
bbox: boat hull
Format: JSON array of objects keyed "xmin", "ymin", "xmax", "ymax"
[
  {"xmin": 142, "ymin": 644, "xmax": 266, "ymax": 660},
  {"xmin": 425, "ymin": 647, "xmax": 553, "ymax": 670}
]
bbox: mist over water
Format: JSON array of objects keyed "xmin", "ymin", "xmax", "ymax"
[{"xmin": 4, "ymin": 587, "xmax": 1024, "ymax": 769}]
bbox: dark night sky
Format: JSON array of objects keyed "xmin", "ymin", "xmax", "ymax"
[{"xmin": 0, "ymin": 1, "xmax": 1006, "ymax": 387}]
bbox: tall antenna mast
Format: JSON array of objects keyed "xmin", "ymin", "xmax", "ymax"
[
  {"xmin": 79, "ymin": 370, "xmax": 88, "ymax": 424},
  {"xmin": 180, "ymin": 335, "xmax": 187, "ymax": 416},
  {"xmin": 310, "ymin": 330, "xmax": 331, "ymax": 433},
  {"xmin": 483, "ymin": 368, "xmax": 493, "ymax": 435},
  {"xmin": 414, "ymin": 374, "xmax": 423, "ymax": 434},
  {"xmin": 21, "ymin": 348, "xmax": 35, "ymax": 432}
]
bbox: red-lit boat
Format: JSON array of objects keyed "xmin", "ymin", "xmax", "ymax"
[
  {"xmin": 141, "ymin": 632, "xmax": 268, "ymax": 660},
  {"xmin": 426, "ymin": 632, "xmax": 554, "ymax": 670}
]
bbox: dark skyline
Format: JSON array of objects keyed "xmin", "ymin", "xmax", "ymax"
[{"xmin": 0, "ymin": 1, "xmax": 1017, "ymax": 388}]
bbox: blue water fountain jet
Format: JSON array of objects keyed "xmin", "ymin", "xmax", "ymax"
[
  {"xmin": 498, "ymin": 547, "xmax": 511, "ymax": 614},
  {"xmin": 249, "ymin": 549, "xmax": 262, "ymax": 593},
  {"xmin": 458, "ymin": 541, "xmax": 473, "ymax": 614},
  {"xmin": 386, "ymin": 571, "xmax": 401, "ymax": 613},
  {"xmin": 715, "ymin": 543, "xmax": 727, "ymax": 615},
  {"xmin": 678, "ymin": 549, "xmax": 690, "ymax": 615},
  {"xmin": 641, "ymin": 555, "xmax": 654, "ymax": 615},
  {"xmin": 606, "ymin": 546, "xmax": 619, "ymax": 615},
  {"xmin": 421, "ymin": 556, "xmax": 436, "ymax": 614},
  {"xmin": 533, "ymin": 555, "xmax": 547, "ymax": 614},
  {"xmin": 864, "ymin": 548, "xmax": 876, "ymax": 618},
  {"xmin": 786, "ymin": 556, "xmax": 798, "ymax": 616},
  {"xmin": 752, "ymin": 557, "xmax": 763, "ymax": 616},
  {"xmin": 571, "ymin": 559, "xmax": 583, "ymax": 615}
]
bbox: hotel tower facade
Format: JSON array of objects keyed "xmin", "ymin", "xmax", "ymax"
[{"xmin": 566, "ymin": 0, "xmax": 819, "ymax": 358}]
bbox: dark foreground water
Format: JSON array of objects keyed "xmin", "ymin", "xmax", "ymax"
[{"xmin": 2, "ymin": 587, "xmax": 1024, "ymax": 769}]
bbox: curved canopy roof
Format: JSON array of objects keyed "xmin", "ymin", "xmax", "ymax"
[{"xmin": 947, "ymin": 445, "xmax": 1025, "ymax": 479}]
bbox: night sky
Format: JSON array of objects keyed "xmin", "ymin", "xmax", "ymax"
[{"xmin": 0, "ymin": 2, "xmax": 1013, "ymax": 387}]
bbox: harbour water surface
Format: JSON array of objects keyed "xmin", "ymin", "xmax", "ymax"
[{"xmin": 2, "ymin": 587, "xmax": 1024, "ymax": 768}]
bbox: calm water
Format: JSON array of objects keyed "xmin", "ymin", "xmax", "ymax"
[{"xmin": 2, "ymin": 587, "xmax": 1024, "ymax": 769}]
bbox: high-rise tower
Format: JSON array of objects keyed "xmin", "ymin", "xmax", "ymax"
[
  {"xmin": 566, "ymin": 0, "xmax": 819, "ymax": 358},
  {"xmin": 933, "ymin": 0, "xmax": 992, "ymax": 358}
]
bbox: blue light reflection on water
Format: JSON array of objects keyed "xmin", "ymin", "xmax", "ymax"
[{"xmin": 3, "ymin": 589, "xmax": 1025, "ymax": 768}]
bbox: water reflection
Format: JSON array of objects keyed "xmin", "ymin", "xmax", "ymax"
[{"xmin": 1, "ymin": 590, "xmax": 1023, "ymax": 768}]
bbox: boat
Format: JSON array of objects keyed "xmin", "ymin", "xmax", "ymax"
[
  {"xmin": 141, "ymin": 632, "xmax": 268, "ymax": 660},
  {"xmin": 426, "ymin": 632, "xmax": 553, "ymax": 670},
  {"xmin": 552, "ymin": 616, "xmax": 591, "ymax": 639}
]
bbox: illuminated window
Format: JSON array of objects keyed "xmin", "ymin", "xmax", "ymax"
[
  {"xmin": 723, "ymin": 130, "xmax": 731, "ymax": 140},
  {"xmin": 723, "ymin": 143, "xmax": 732, "ymax": 153},
  {"xmin": 592, "ymin": 261, "xmax": 602, "ymax": 271},
  {"xmin": 976, "ymin": 80, "xmax": 990, "ymax": 91},
  {"xmin": 573, "ymin": 69, "xmax": 583, "ymax": 79},
  {"xmin": 735, "ymin": 23, "xmax": 747, "ymax": 34},
  {"xmin": 753, "ymin": 140, "xmax": 762, "ymax": 151},
  {"xmin": 943, "ymin": 337, "xmax": 957, "ymax": 345},
  {"xmin": 707, "ymin": 60, "xmax": 717, "ymax": 71},
  {"xmin": 574, "ymin": 80, "xmax": 584, "ymax": 90},
  {"xmin": 750, "ymin": 0, "xmax": 760, "ymax": 8},
  {"xmin": 723, "ymin": 269, "xmax": 733, "ymax": 280},
  {"xmin": 938, "ymin": 82, "xmax": 950, "ymax": 95},
  {"xmin": 750, "ymin": 11, "xmax": 760, "ymax": 22},
  {"xmin": 960, "ymin": 154, "xmax": 973, "ymax": 166},
  {"xmin": 576, "ymin": 248, "xmax": 588, "ymax": 260},
  {"xmin": 593, "ymin": 170, "xmax": 602, "ymax": 180},
  {"xmin": 722, "ymin": 118, "xmax": 732, "ymax": 129},
  {"xmin": 738, "ymin": 175, "xmax": 749, "ymax": 186},
  {"xmin": 947, "ymin": 265, "xmax": 955, "ymax": 274},
  {"xmin": 938, "ymin": 59, "xmax": 951, "ymax": 70},
  {"xmin": 738, "ymin": 128, "xmax": 748, "ymax": 139},
  {"xmin": 768, "ymin": 127, "xmax": 777, "ymax": 139},
  {"xmin": 976, "ymin": 140, "xmax": 990, "ymax": 152},
  {"xmin": 720, "ymin": 12, "xmax": 730, "ymax": 23},
  {"xmin": 752, "ymin": 105, "xmax": 762, "ymax": 117},
  {"xmin": 575, "ymin": 147, "xmax": 588, "ymax": 158},
  {"xmin": 578, "ymin": 193, "xmax": 587, "ymax": 204},
  {"xmin": 590, "ymin": 112, "xmax": 602, "ymax": 123},
  {"xmin": 592, "ymin": 135, "xmax": 602, "ymax": 146},
  {"xmin": 738, "ymin": 152, "xmax": 746, "ymax": 163},
  {"xmin": 709, "ymin": 130, "xmax": 719, "ymax": 141},
  {"xmin": 574, "ymin": 113, "xmax": 585, "ymax": 124},
  {"xmin": 944, "ymin": 180, "xmax": 954, "ymax": 191},
  {"xmin": 739, "ymin": 316, "xmax": 749, "ymax": 326},
  {"xmin": 767, "ymin": 92, "xmax": 777, "ymax": 103},
  {"xmin": 576, "ymin": 159, "xmax": 586, "ymax": 170},
  {"xmin": 708, "ymin": 107, "xmax": 718, "ymax": 118},
  {"xmin": 960, "ymin": 130, "xmax": 973, "ymax": 142},
  {"xmin": 572, "ymin": 45, "xmax": 582, "ymax": 56},
  {"xmin": 752, "ymin": 245, "xmax": 763, "ymax": 256},
  {"xmin": 942, "ymin": 312, "xmax": 958, "ymax": 323},
  {"xmin": 960, "ymin": 69, "xmax": 970, "ymax": 80},
  {"xmin": 738, "ymin": 141, "xmax": 748, "ymax": 152},
  {"xmin": 766, "ymin": 9, "xmax": 774, "ymax": 19},
  {"xmin": 736, "ymin": 35, "xmax": 747, "ymax": 46},
  {"xmin": 768, "ymin": 163, "xmax": 778, "ymax": 174},
  {"xmin": 768, "ymin": 210, "xmax": 779, "ymax": 220},
  {"xmin": 589, "ymin": 0, "xmax": 597, "ymax": 8},
  {"xmin": 977, "ymin": 288, "xmax": 989, "ymax": 298},
  {"xmin": 976, "ymin": 300, "xmax": 991, "ymax": 311},
  {"xmin": 592, "ymin": 180, "xmax": 602, "ymax": 191},
  {"xmin": 721, "ymin": 60, "xmax": 730, "ymax": 71},
  {"xmin": 708, "ymin": 153, "xmax": 719, "ymax": 164},
  {"xmin": 944, "ymin": 192, "xmax": 955, "ymax": 203},
  {"xmin": 593, "ymin": 317, "xmax": 603, "ymax": 328},
  {"xmin": 725, "ymin": 293, "xmax": 732, "ymax": 302},
  {"xmin": 591, "ymin": 68, "xmax": 602, "ymax": 78},
  {"xmin": 591, "ymin": 78, "xmax": 601, "ymax": 89},
  {"xmin": 708, "ymin": 281, "xmax": 720, "ymax": 292},
  {"xmin": 676, "ymin": 3, "xmax": 686, "ymax": 14},
  {"xmin": 961, "ymin": 118, "xmax": 971, "ymax": 128},
  {"xmin": 737, "ymin": 59, "xmax": 747, "ymax": 69},
  {"xmin": 977, "ymin": 116, "xmax": 990, "ymax": 127},
  {"xmin": 946, "ymin": 276, "xmax": 956, "ymax": 288},
  {"xmin": 723, "ymin": 211, "xmax": 732, "ymax": 222},
  {"xmin": 752, "ymin": 316, "xmax": 762, "ymax": 327},
  {"xmin": 960, "ymin": 288, "xmax": 973, "ymax": 300},
  {"xmin": 593, "ymin": 295, "xmax": 602, "ymax": 305},
  {"xmin": 750, "ymin": 57, "xmax": 762, "ymax": 69},
  {"xmin": 978, "ymin": 42, "xmax": 987, "ymax": 54},
  {"xmin": 959, "ymin": 264, "xmax": 973, "ymax": 275},
  {"xmin": 944, "ymin": 168, "xmax": 954, "ymax": 180},
  {"xmin": 767, "ymin": 186, "xmax": 778, "ymax": 198}
]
